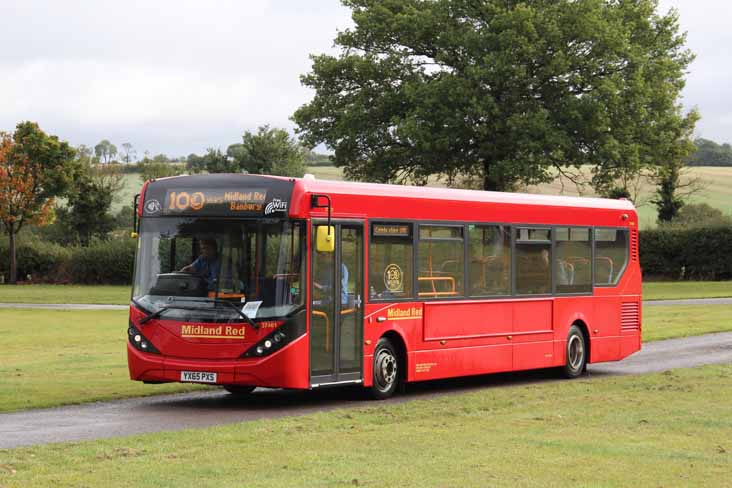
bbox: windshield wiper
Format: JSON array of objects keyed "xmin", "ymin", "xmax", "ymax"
[
  {"xmin": 133, "ymin": 297, "xmax": 259, "ymax": 329},
  {"xmin": 207, "ymin": 299, "xmax": 259, "ymax": 330}
]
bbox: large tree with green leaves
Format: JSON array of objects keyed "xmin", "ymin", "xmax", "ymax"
[
  {"xmin": 0, "ymin": 122, "xmax": 78, "ymax": 283},
  {"xmin": 294, "ymin": 0, "xmax": 698, "ymax": 194},
  {"xmin": 229, "ymin": 125, "xmax": 307, "ymax": 177}
]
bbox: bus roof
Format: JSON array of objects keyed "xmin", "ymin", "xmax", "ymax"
[{"xmin": 296, "ymin": 176, "xmax": 636, "ymax": 211}]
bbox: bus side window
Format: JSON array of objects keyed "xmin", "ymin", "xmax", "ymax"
[
  {"xmin": 594, "ymin": 228, "xmax": 629, "ymax": 286},
  {"xmin": 468, "ymin": 225, "xmax": 510, "ymax": 296},
  {"xmin": 418, "ymin": 225, "xmax": 464, "ymax": 297},
  {"xmin": 369, "ymin": 224, "xmax": 413, "ymax": 300},
  {"xmin": 555, "ymin": 227, "xmax": 592, "ymax": 294},
  {"xmin": 515, "ymin": 228, "xmax": 551, "ymax": 295}
]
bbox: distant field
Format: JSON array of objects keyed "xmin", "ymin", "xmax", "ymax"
[
  {"xmin": 113, "ymin": 173, "xmax": 143, "ymax": 212},
  {"xmin": 118, "ymin": 166, "xmax": 732, "ymax": 228}
]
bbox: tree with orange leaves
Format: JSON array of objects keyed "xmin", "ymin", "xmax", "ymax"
[{"xmin": 0, "ymin": 122, "xmax": 78, "ymax": 283}]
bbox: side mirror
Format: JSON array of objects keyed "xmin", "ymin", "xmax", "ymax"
[{"xmin": 316, "ymin": 225, "xmax": 335, "ymax": 253}]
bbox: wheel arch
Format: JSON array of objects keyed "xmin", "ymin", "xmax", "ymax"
[
  {"xmin": 570, "ymin": 319, "xmax": 591, "ymax": 365},
  {"xmin": 380, "ymin": 330, "xmax": 408, "ymax": 382}
]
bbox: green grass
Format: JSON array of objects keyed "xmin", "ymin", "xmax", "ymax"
[
  {"xmin": 0, "ymin": 309, "xmax": 208, "ymax": 413},
  {"xmin": 0, "ymin": 285, "xmax": 130, "ymax": 305},
  {"xmin": 643, "ymin": 305, "xmax": 732, "ymax": 342},
  {"xmin": 1, "ymin": 364, "xmax": 730, "ymax": 487},
  {"xmin": 0, "ymin": 302, "xmax": 730, "ymax": 414},
  {"xmin": 642, "ymin": 281, "xmax": 732, "ymax": 301}
]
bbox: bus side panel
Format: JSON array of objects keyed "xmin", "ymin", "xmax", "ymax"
[
  {"xmin": 412, "ymin": 344, "xmax": 513, "ymax": 381},
  {"xmin": 590, "ymin": 298, "xmax": 622, "ymax": 362},
  {"xmin": 512, "ymin": 300, "xmax": 554, "ymax": 370},
  {"xmin": 423, "ymin": 301, "xmax": 512, "ymax": 340}
]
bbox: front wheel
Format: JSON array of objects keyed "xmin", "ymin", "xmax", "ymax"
[
  {"xmin": 562, "ymin": 325, "xmax": 587, "ymax": 378},
  {"xmin": 369, "ymin": 338, "xmax": 400, "ymax": 399}
]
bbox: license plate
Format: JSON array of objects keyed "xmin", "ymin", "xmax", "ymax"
[{"xmin": 181, "ymin": 371, "xmax": 217, "ymax": 383}]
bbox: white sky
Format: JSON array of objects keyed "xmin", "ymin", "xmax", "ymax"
[{"xmin": 0, "ymin": 0, "xmax": 728, "ymax": 158}]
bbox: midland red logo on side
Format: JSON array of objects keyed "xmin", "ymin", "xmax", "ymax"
[{"xmin": 180, "ymin": 324, "xmax": 246, "ymax": 340}]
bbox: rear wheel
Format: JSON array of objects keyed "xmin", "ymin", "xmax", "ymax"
[
  {"xmin": 562, "ymin": 325, "xmax": 587, "ymax": 378},
  {"xmin": 223, "ymin": 385, "xmax": 256, "ymax": 396},
  {"xmin": 369, "ymin": 337, "xmax": 400, "ymax": 399}
]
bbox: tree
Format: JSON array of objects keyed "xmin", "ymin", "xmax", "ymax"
[
  {"xmin": 229, "ymin": 125, "xmax": 306, "ymax": 177},
  {"xmin": 58, "ymin": 153, "xmax": 125, "ymax": 246},
  {"xmin": 139, "ymin": 156, "xmax": 182, "ymax": 182},
  {"xmin": 294, "ymin": 0, "xmax": 697, "ymax": 194},
  {"xmin": 0, "ymin": 122, "xmax": 78, "ymax": 283},
  {"xmin": 94, "ymin": 139, "xmax": 117, "ymax": 164},
  {"xmin": 668, "ymin": 203, "xmax": 732, "ymax": 228},
  {"xmin": 198, "ymin": 148, "xmax": 237, "ymax": 174},
  {"xmin": 121, "ymin": 142, "xmax": 136, "ymax": 164},
  {"xmin": 686, "ymin": 138, "xmax": 732, "ymax": 167}
]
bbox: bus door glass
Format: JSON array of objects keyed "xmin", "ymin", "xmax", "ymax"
[{"xmin": 310, "ymin": 223, "xmax": 364, "ymax": 384}]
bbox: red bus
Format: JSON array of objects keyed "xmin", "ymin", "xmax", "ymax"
[{"xmin": 128, "ymin": 173, "xmax": 641, "ymax": 398}]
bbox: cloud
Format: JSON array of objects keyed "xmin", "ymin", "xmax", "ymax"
[{"xmin": 0, "ymin": 0, "xmax": 352, "ymax": 155}]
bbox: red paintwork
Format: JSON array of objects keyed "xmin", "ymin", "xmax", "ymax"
[{"xmin": 129, "ymin": 174, "xmax": 641, "ymax": 390}]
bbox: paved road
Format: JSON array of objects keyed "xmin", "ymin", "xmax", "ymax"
[
  {"xmin": 643, "ymin": 297, "xmax": 732, "ymax": 306},
  {"xmin": 1, "ymin": 298, "xmax": 731, "ymax": 310},
  {"xmin": 1, "ymin": 331, "xmax": 731, "ymax": 449}
]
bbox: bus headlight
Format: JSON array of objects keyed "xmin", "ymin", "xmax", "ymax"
[
  {"xmin": 128, "ymin": 322, "xmax": 160, "ymax": 355},
  {"xmin": 242, "ymin": 309, "xmax": 306, "ymax": 358}
]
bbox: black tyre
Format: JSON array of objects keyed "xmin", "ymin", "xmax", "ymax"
[
  {"xmin": 223, "ymin": 385, "xmax": 256, "ymax": 396},
  {"xmin": 562, "ymin": 325, "xmax": 587, "ymax": 379},
  {"xmin": 369, "ymin": 337, "xmax": 400, "ymax": 399}
]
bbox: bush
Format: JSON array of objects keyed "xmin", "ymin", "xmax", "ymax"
[
  {"xmin": 68, "ymin": 238, "xmax": 137, "ymax": 285},
  {"xmin": 640, "ymin": 226, "xmax": 732, "ymax": 280},
  {"xmin": 0, "ymin": 234, "xmax": 71, "ymax": 282}
]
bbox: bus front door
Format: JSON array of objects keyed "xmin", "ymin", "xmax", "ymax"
[{"xmin": 310, "ymin": 223, "xmax": 364, "ymax": 387}]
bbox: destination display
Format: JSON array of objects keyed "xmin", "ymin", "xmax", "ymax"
[
  {"xmin": 140, "ymin": 175, "xmax": 295, "ymax": 218},
  {"xmin": 373, "ymin": 223, "xmax": 411, "ymax": 237},
  {"xmin": 163, "ymin": 188, "xmax": 268, "ymax": 215}
]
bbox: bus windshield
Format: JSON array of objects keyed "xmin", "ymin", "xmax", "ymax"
[{"xmin": 133, "ymin": 218, "xmax": 305, "ymax": 322}]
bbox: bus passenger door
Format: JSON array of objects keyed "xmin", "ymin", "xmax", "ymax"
[{"xmin": 310, "ymin": 223, "xmax": 364, "ymax": 386}]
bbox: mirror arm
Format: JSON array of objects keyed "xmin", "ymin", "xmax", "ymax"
[{"xmin": 310, "ymin": 194, "xmax": 332, "ymax": 230}]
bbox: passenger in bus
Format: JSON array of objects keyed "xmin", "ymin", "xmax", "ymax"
[
  {"xmin": 314, "ymin": 263, "xmax": 350, "ymax": 305},
  {"xmin": 180, "ymin": 238, "xmax": 220, "ymax": 290}
]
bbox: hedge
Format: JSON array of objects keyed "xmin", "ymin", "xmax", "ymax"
[
  {"xmin": 68, "ymin": 238, "xmax": 137, "ymax": 284},
  {"xmin": 0, "ymin": 235, "xmax": 136, "ymax": 284},
  {"xmin": 640, "ymin": 226, "xmax": 732, "ymax": 280},
  {"xmin": 0, "ymin": 236, "xmax": 71, "ymax": 282}
]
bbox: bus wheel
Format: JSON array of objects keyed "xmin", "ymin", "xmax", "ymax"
[
  {"xmin": 223, "ymin": 385, "xmax": 256, "ymax": 396},
  {"xmin": 370, "ymin": 337, "xmax": 400, "ymax": 399},
  {"xmin": 562, "ymin": 325, "xmax": 587, "ymax": 379}
]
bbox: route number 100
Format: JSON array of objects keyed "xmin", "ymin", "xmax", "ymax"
[{"xmin": 168, "ymin": 191, "xmax": 206, "ymax": 211}]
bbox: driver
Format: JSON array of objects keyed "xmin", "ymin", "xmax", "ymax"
[{"xmin": 180, "ymin": 238, "xmax": 220, "ymax": 290}]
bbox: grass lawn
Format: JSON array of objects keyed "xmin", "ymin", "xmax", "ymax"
[
  {"xmin": 0, "ymin": 285, "xmax": 130, "ymax": 305},
  {"xmin": 0, "ymin": 364, "xmax": 729, "ymax": 487},
  {"xmin": 0, "ymin": 309, "xmax": 208, "ymax": 413},
  {"xmin": 0, "ymin": 303, "xmax": 730, "ymax": 414},
  {"xmin": 642, "ymin": 281, "xmax": 732, "ymax": 301},
  {"xmin": 643, "ymin": 304, "xmax": 732, "ymax": 342}
]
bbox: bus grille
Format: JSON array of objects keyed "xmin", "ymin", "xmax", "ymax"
[
  {"xmin": 630, "ymin": 229, "xmax": 638, "ymax": 261},
  {"xmin": 621, "ymin": 302, "xmax": 640, "ymax": 331}
]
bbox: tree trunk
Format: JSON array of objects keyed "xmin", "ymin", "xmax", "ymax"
[
  {"xmin": 482, "ymin": 160, "xmax": 501, "ymax": 192},
  {"xmin": 8, "ymin": 228, "xmax": 17, "ymax": 284}
]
